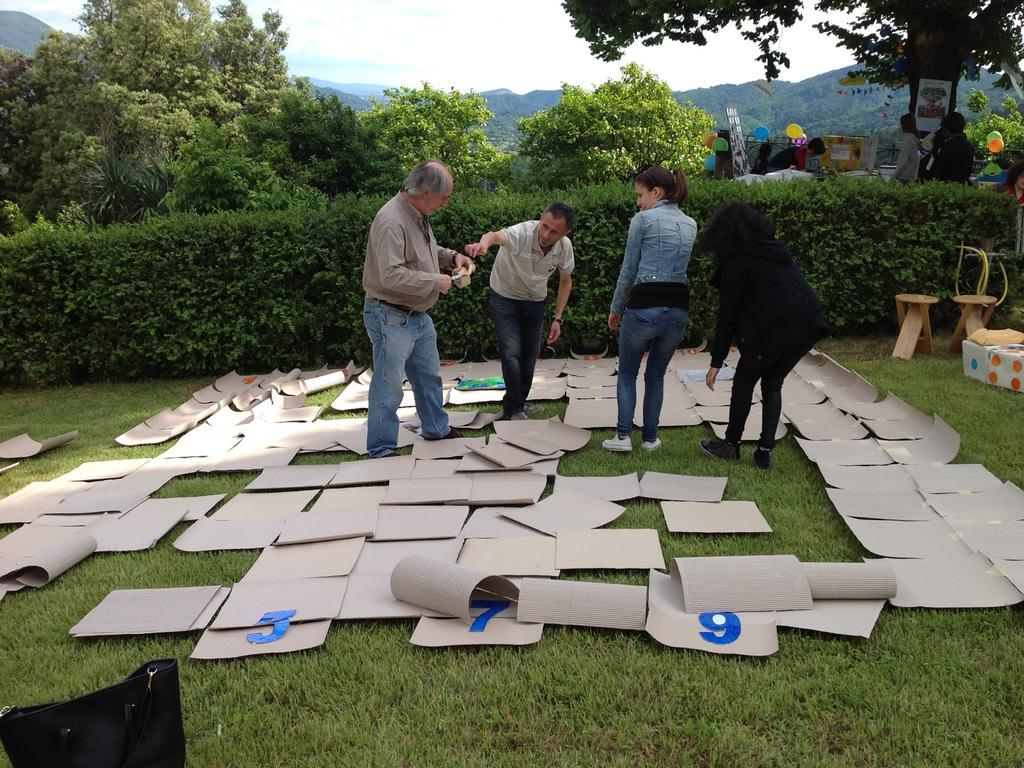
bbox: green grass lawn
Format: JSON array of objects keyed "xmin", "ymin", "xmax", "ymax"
[{"xmin": 1, "ymin": 337, "xmax": 1023, "ymax": 767}]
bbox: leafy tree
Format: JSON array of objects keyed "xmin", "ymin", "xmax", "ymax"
[
  {"xmin": 964, "ymin": 88, "xmax": 1023, "ymax": 161},
  {"xmin": 167, "ymin": 118, "xmax": 324, "ymax": 213},
  {"xmin": 240, "ymin": 85, "xmax": 393, "ymax": 195},
  {"xmin": 517, "ymin": 64, "xmax": 714, "ymax": 187},
  {"xmin": 0, "ymin": 49, "xmax": 33, "ymax": 198},
  {"xmin": 81, "ymin": 149, "xmax": 172, "ymax": 225},
  {"xmin": 361, "ymin": 83, "xmax": 511, "ymax": 189},
  {"xmin": 211, "ymin": 0, "xmax": 290, "ymax": 117},
  {"xmin": 562, "ymin": 0, "xmax": 1024, "ymax": 113}
]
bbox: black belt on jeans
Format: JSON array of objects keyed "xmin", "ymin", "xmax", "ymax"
[{"xmin": 366, "ymin": 295, "xmax": 422, "ymax": 315}]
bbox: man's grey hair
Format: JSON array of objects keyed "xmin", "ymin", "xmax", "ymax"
[{"xmin": 402, "ymin": 161, "xmax": 451, "ymax": 196}]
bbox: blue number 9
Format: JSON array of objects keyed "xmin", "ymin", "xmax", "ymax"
[{"xmin": 698, "ymin": 611, "xmax": 742, "ymax": 645}]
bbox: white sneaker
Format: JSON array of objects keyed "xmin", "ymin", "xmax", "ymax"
[
  {"xmin": 641, "ymin": 438, "xmax": 662, "ymax": 452},
  {"xmin": 602, "ymin": 435, "xmax": 633, "ymax": 452}
]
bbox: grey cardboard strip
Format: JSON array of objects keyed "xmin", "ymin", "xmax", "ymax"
[
  {"xmin": 373, "ymin": 506, "xmax": 470, "ymax": 541},
  {"xmin": 839, "ymin": 516, "xmax": 969, "ymax": 559},
  {"xmin": 455, "ymin": 452, "xmax": 559, "ymax": 475},
  {"xmin": 555, "ymin": 529, "xmax": 665, "ymax": 570},
  {"xmin": 389, "ymin": 555, "xmax": 518, "ymax": 619},
  {"xmin": 956, "ymin": 521, "xmax": 1024, "ymax": 561},
  {"xmin": 71, "ymin": 586, "xmax": 229, "ymax": 636},
  {"xmin": 275, "ymin": 509, "xmax": 378, "ymax": 545},
  {"xmin": 173, "ymin": 518, "xmax": 285, "ymax": 552},
  {"xmin": 211, "ymin": 489, "xmax": 319, "ymax": 521},
  {"xmin": 795, "ymin": 437, "xmax": 892, "ymax": 466},
  {"xmin": 516, "ymin": 578, "xmax": 647, "ymax": 630},
  {"xmin": 468, "ymin": 439, "xmax": 564, "ymax": 469},
  {"xmin": 468, "ymin": 472, "xmax": 547, "ymax": 505},
  {"xmin": 412, "ymin": 437, "xmax": 486, "ymax": 461},
  {"xmin": 907, "ymin": 464, "xmax": 1005, "ymax": 494},
  {"xmin": 0, "ymin": 430, "xmax": 78, "ymax": 459},
  {"xmin": 878, "ymin": 416, "xmax": 960, "ymax": 466},
  {"xmin": 0, "ymin": 529, "xmax": 97, "ymax": 588},
  {"xmin": 245, "ymin": 464, "xmax": 339, "ymax": 491},
  {"xmin": 671, "ymin": 555, "xmax": 813, "ymax": 613},
  {"xmin": 783, "ymin": 403, "xmax": 869, "ymax": 441},
  {"xmin": 800, "ymin": 562, "xmax": 897, "ymax": 599},
  {"xmin": 350, "ymin": 538, "xmax": 463, "ymax": 575},
  {"xmin": 330, "ymin": 456, "xmax": 415, "ymax": 487},
  {"xmin": 825, "ymin": 488, "xmax": 937, "ymax": 522},
  {"xmin": 384, "ymin": 477, "xmax": 472, "ymax": 505},
  {"xmin": 58, "ymin": 459, "xmax": 151, "ymax": 483},
  {"xmin": 0, "ymin": 463, "xmax": 18, "ymax": 476},
  {"xmin": 241, "ymin": 537, "xmax": 365, "ymax": 582},
  {"xmin": 817, "ymin": 464, "xmax": 916, "ymax": 492},
  {"xmin": 307, "ymin": 486, "xmax": 387, "ymax": 514},
  {"xmin": 337, "ymin": 572, "xmax": 446, "ymax": 620},
  {"xmin": 457, "ymin": 537, "xmax": 560, "ymax": 577},
  {"xmin": 661, "ymin": 501, "xmax": 772, "ymax": 534},
  {"xmin": 924, "ymin": 483, "xmax": 1024, "ymax": 523},
  {"xmin": 412, "ymin": 459, "xmax": 465, "ymax": 479},
  {"xmin": 459, "ymin": 508, "xmax": 548, "ymax": 539},
  {"xmin": 776, "ymin": 599, "xmax": 886, "ymax": 638}
]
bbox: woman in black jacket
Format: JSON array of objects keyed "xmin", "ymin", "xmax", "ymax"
[{"xmin": 697, "ymin": 202, "xmax": 827, "ymax": 469}]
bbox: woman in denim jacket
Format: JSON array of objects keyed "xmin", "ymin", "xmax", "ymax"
[{"xmin": 603, "ymin": 166, "xmax": 695, "ymax": 453}]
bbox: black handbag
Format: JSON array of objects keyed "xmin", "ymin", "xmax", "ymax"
[{"xmin": 0, "ymin": 659, "xmax": 186, "ymax": 768}]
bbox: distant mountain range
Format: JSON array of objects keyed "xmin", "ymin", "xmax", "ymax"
[
  {"xmin": 0, "ymin": 10, "xmax": 53, "ymax": 54},
  {"xmin": 4, "ymin": 13, "xmax": 1014, "ymax": 150}
]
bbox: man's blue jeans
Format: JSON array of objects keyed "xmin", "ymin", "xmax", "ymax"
[
  {"xmin": 616, "ymin": 306, "xmax": 688, "ymax": 441},
  {"xmin": 488, "ymin": 289, "xmax": 545, "ymax": 416},
  {"xmin": 363, "ymin": 299, "xmax": 450, "ymax": 458}
]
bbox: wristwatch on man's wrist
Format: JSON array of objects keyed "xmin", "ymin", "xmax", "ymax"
[{"xmin": 552, "ymin": 316, "xmax": 562, "ymax": 324}]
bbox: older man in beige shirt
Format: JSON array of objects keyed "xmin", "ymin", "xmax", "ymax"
[{"xmin": 362, "ymin": 161, "xmax": 472, "ymax": 458}]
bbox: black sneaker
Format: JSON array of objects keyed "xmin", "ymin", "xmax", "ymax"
[
  {"xmin": 699, "ymin": 438, "xmax": 740, "ymax": 461},
  {"xmin": 424, "ymin": 427, "xmax": 463, "ymax": 441},
  {"xmin": 753, "ymin": 446, "xmax": 773, "ymax": 470}
]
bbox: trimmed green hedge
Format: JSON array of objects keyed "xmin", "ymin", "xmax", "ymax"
[{"xmin": 0, "ymin": 179, "xmax": 1018, "ymax": 384}]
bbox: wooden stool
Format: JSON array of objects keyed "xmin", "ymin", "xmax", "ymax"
[
  {"xmin": 893, "ymin": 294, "xmax": 939, "ymax": 359},
  {"xmin": 948, "ymin": 295, "xmax": 997, "ymax": 353}
]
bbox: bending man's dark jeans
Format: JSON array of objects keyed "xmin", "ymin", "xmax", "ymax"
[
  {"xmin": 488, "ymin": 289, "xmax": 546, "ymax": 415},
  {"xmin": 726, "ymin": 331, "xmax": 821, "ymax": 449}
]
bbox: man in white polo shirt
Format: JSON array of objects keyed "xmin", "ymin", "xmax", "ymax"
[{"xmin": 465, "ymin": 203, "xmax": 575, "ymax": 419}]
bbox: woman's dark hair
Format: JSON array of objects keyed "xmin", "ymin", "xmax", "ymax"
[
  {"xmin": 696, "ymin": 201, "xmax": 776, "ymax": 261},
  {"xmin": 807, "ymin": 137, "xmax": 826, "ymax": 155},
  {"xmin": 635, "ymin": 166, "xmax": 688, "ymax": 205},
  {"xmin": 1006, "ymin": 160, "xmax": 1024, "ymax": 187},
  {"xmin": 899, "ymin": 113, "xmax": 917, "ymax": 134}
]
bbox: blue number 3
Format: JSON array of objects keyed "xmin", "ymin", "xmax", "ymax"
[{"xmin": 698, "ymin": 611, "xmax": 742, "ymax": 645}]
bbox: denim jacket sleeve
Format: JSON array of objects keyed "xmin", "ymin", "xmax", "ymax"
[{"xmin": 610, "ymin": 213, "xmax": 644, "ymax": 315}]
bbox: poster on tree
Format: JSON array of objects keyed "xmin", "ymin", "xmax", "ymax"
[{"xmin": 914, "ymin": 79, "xmax": 952, "ymax": 132}]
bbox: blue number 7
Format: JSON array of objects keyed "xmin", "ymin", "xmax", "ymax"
[{"xmin": 469, "ymin": 600, "xmax": 510, "ymax": 632}]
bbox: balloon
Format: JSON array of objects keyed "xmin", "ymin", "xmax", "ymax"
[
  {"xmin": 986, "ymin": 130, "xmax": 1003, "ymax": 143},
  {"xmin": 703, "ymin": 154, "xmax": 716, "ymax": 171},
  {"xmin": 988, "ymin": 137, "xmax": 1005, "ymax": 153},
  {"xmin": 703, "ymin": 132, "xmax": 717, "ymax": 149},
  {"xmin": 711, "ymin": 137, "xmax": 729, "ymax": 152},
  {"xmin": 753, "ymin": 125, "xmax": 770, "ymax": 141},
  {"xmin": 785, "ymin": 123, "xmax": 803, "ymax": 139}
]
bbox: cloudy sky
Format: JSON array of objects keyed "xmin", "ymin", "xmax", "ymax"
[{"xmin": 11, "ymin": 0, "xmax": 857, "ymax": 92}]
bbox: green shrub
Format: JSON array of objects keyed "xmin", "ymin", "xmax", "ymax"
[{"xmin": 0, "ymin": 178, "xmax": 1017, "ymax": 385}]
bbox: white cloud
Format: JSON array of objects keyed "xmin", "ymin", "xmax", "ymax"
[{"xmin": 11, "ymin": 0, "xmax": 858, "ymax": 91}]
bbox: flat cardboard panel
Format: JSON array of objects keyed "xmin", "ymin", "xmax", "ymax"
[
  {"xmin": 211, "ymin": 489, "xmax": 318, "ymax": 521},
  {"xmin": 307, "ymin": 486, "xmax": 387, "ymax": 515},
  {"xmin": 468, "ymin": 439, "xmax": 563, "ymax": 469},
  {"xmin": 330, "ymin": 456, "xmax": 415, "ymax": 487},
  {"xmin": 457, "ymin": 537, "xmax": 559, "ymax": 577},
  {"xmin": 275, "ymin": 509, "xmax": 378, "ymax": 545},
  {"xmin": 409, "ymin": 616, "xmax": 543, "ymax": 647},
  {"xmin": 384, "ymin": 477, "xmax": 472, "ymax": 505},
  {"xmin": 839, "ymin": 516, "xmax": 970, "ymax": 558},
  {"xmin": 516, "ymin": 578, "xmax": 647, "ymax": 630},
  {"xmin": 639, "ymin": 472, "xmax": 727, "ymax": 502},
  {"xmin": 923, "ymin": 483, "xmax": 1024, "ymax": 523},
  {"xmin": 459, "ymin": 508, "xmax": 548, "ymax": 539},
  {"xmin": 412, "ymin": 459, "xmax": 464, "ymax": 479},
  {"xmin": 555, "ymin": 529, "xmax": 664, "ymax": 570},
  {"xmin": 241, "ymin": 537, "xmax": 365, "ymax": 582},
  {"xmin": 350, "ymin": 538, "xmax": 463, "ymax": 575},
  {"xmin": 661, "ymin": 501, "xmax": 772, "ymax": 533},
  {"xmin": 71, "ymin": 586, "xmax": 229, "ymax": 636},
  {"xmin": 878, "ymin": 416, "xmax": 960, "ymax": 465},
  {"xmin": 645, "ymin": 570, "xmax": 778, "ymax": 656},
  {"xmin": 245, "ymin": 465, "xmax": 339, "ymax": 491},
  {"xmin": 826, "ymin": 488, "xmax": 937, "ymax": 522},
  {"xmin": 777, "ymin": 599, "xmax": 886, "ymax": 638},
  {"xmin": 58, "ymin": 459, "xmax": 150, "ymax": 483},
  {"xmin": 210, "ymin": 577, "xmax": 348, "ymax": 629},
  {"xmin": 173, "ymin": 518, "xmax": 284, "ymax": 552},
  {"xmin": 783, "ymin": 403, "xmax": 869, "ymax": 440},
  {"xmin": 412, "ymin": 437, "xmax": 486, "ymax": 460},
  {"xmin": 795, "ymin": 437, "xmax": 892, "ymax": 466},
  {"xmin": 907, "ymin": 464, "xmax": 1005, "ymax": 494},
  {"xmin": 564, "ymin": 398, "xmax": 618, "ymax": 429},
  {"xmin": 85, "ymin": 498, "xmax": 197, "ymax": 551},
  {"xmin": 468, "ymin": 472, "xmax": 547, "ymax": 505},
  {"xmin": 455, "ymin": 453, "xmax": 559, "ymax": 475},
  {"xmin": 554, "ymin": 473, "xmax": 641, "ymax": 502},
  {"xmin": 956, "ymin": 520, "xmax": 1024, "ymax": 561},
  {"xmin": 191, "ymin": 620, "xmax": 332, "ymax": 659},
  {"xmin": 373, "ymin": 505, "xmax": 470, "ymax": 541},
  {"xmin": 499, "ymin": 489, "xmax": 625, "ymax": 536},
  {"xmin": 880, "ymin": 552, "xmax": 1024, "ymax": 608},
  {"xmin": 817, "ymin": 464, "xmax": 916, "ymax": 492},
  {"xmin": 831, "ymin": 392, "xmax": 922, "ymax": 421}
]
